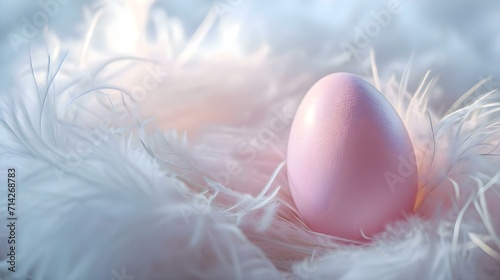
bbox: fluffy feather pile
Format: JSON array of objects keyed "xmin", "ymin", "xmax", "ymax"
[{"xmin": 0, "ymin": 1, "xmax": 499, "ymax": 279}]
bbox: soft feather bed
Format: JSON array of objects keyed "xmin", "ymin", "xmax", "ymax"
[{"xmin": 0, "ymin": 1, "xmax": 499, "ymax": 279}]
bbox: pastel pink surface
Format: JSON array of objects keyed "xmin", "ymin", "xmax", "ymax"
[{"xmin": 287, "ymin": 73, "xmax": 417, "ymax": 241}]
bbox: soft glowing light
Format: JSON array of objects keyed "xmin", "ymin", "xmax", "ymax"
[
  {"xmin": 104, "ymin": 6, "xmax": 138, "ymax": 53},
  {"xmin": 217, "ymin": 20, "xmax": 241, "ymax": 54},
  {"xmin": 304, "ymin": 107, "xmax": 316, "ymax": 126}
]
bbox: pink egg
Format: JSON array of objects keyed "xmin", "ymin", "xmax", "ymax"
[{"xmin": 287, "ymin": 73, "xmax": 418, "ymax": 241}]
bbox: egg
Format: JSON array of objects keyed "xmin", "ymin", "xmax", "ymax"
[{"xmin": 287, "ymin": 73, "xmax": 417, "ymax": 241}]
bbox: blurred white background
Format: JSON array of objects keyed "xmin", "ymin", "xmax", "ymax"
[{"xmin": 0, "ymin": 0, "xmax": 499, "ymax": 113}]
